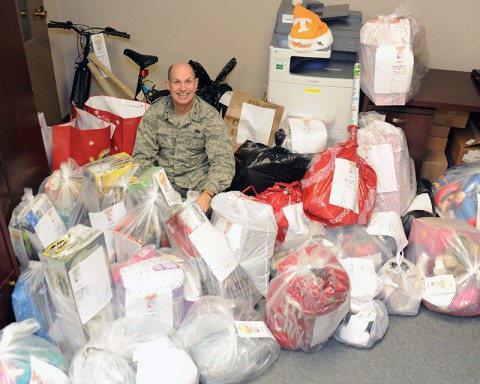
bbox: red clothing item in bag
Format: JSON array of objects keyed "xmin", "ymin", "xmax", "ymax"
[{"xmin": 301, "ymin": 126, "xmax": 377, "ymax": 227}]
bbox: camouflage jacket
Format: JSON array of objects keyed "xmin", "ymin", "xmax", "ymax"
[{"xmin": 132, "ymin": 95, "xmax": 235, "ymax": 195}]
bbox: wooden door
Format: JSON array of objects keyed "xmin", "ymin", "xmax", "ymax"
[
  {"xmin": 0, "ymin": 0, "xmax": 51, "ymax": 328},
  {"xmin": 17, "ymin": 0, "xmax": 62, "ymax": 125}
]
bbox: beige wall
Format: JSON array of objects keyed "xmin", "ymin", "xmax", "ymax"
[{"xmin": 46, "ymin": 0, "xmax": 480, "ymax": 117}]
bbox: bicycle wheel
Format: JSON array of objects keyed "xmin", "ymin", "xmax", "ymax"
[{"xmin": 70, "ymin": 64, "xmax": 91, "ymax": 109}]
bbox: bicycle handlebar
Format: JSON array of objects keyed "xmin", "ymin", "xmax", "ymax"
[{"xmin": 47, "ymin": 20, "xmax": 130, "ymax": 39}]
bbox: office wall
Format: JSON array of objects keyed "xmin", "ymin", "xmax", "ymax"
[{"xmin": 46, "ymin": 0, "xmax": 480, "ymax": 117}]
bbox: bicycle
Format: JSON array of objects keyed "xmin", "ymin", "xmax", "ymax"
[{"xmin": 47, "ymin": 20, "xmax": 130, "ymax": 109}]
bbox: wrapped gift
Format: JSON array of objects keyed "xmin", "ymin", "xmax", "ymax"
[
  {"xmin": 407, "ymin": 217, "xmax": 480, "ymax": 316},
  {"xmin": 40, "ymin": 224, "xmax": 116, "ymax": 356},
  {"xmin": 265, "ymin": 244, "xmax": 351, "ymax": 352}
]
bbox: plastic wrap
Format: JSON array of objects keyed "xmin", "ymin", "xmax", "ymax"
[
  {"xmin": 0, "ymin": 319, "xmax": 68, "ymax": 384},
  {"xmin": 15, "ymin": 190, "xmax": 67, "ymax": 255},
  {"xmin": 210, "ymin": 191, "xmax": 278, "ymax": 296},
  {"xmin": 301, "ymin": 126, "xmax": 377, "ymax": 227},
  {"xmin": 432, "ymin": 161, "xmax": 480, "ymax": 228},
  {"xmin": 357, "ymin": 111, "xmax": 416, "ymax": 215},
  {"xmin": 228, "ymin": 136, "xmax": 309, "ymax": 195},
  {"xmin": 407, "ymin": 217, "xmax": 480, "ymax": 316},
  {"xmin": 12, "ymin": 261, "xmax": 55, "ymax": 342},
  {"xmin": 265, "ymin": 244, "xmax": 351, "ymax": 352},
  {"xmin": 178, "ymin": 296, "xmax": 280, "ymax": 384},
  {"xmin": 8, "ymin": 189, "xmax": 38, "ymax": 269},
  {"xmin": 69, "ymin": 317, "xmax": 198, "ymax": 384},
  {"xmin": 164, "ymin": 202, "xmax": 262, "ymax": 306},
  {"xmin": 39, "ymin": 158, "xmax": 83, "ymax": 225},
  {"xmin": 335, "ymin": 298, "xmax": 389, "ymax": 349},
  {"xmin": 359, "ymin": 1, "xmax": 429, "ymax": 105},
  {"xmin": 377, "ymin": 250, "xmax": 423, "ymax": 316},
  {"xmin": 40, "ymin": 224, "xmax": 116, "ymax": 359}
]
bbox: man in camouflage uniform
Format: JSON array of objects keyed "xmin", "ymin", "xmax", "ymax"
[{"xmin": 132, "ymin": 62, "xmax": 235, "ymax": 213}]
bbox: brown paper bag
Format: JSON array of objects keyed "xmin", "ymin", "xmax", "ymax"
[{"xmin": 224, "ymin": 90, "xmax": 284, "ymax": 151}]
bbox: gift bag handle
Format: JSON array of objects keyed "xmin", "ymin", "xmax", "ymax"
[{"xmin": 251, "ymin": 83, "xmax": 269, "ymax": 102}]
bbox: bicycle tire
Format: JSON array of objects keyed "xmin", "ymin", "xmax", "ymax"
[{"xmin": 71, "ymin": 65, "xmax": 91, "ymax": 109}]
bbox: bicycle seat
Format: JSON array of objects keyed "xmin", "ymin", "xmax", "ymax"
[{"xmin": 124, "ymin": 49, "xmax": 158, "ymax": 69}]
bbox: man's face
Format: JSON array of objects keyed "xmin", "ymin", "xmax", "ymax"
[{"xmin": 166, "ymin": 63, "xmax": 198, "ymax": 111}]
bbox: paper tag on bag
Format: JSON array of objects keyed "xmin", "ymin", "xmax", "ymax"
[
  {"xmin": 92, "ymin": 33, "xmax": 112, "ymax": 77},
  {"xmin": 235, "ymin": 321, "xmax": 274, "ymax": 338},
  {"xmin": 357, "ymin": 143, "xmax": 397, "ymax": 193},
  {"xmin": 289, "ymin": 118, "xmax": 328, "ymax": 154},
  {"xmin": 236, "ymin": 103, "xmax": 275, "ymax": 145},
  {"xmin": 155, "ymin": 168, "xmax": 182, "ymax": 206},
  {"xmin": 329, "ymin": 158, "xmax": 359, "ymax": 213}
]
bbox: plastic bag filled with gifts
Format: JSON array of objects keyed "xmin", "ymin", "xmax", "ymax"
[
  {"xmin": 38, "ymin": 158, "xmax": 84, "ymax": 226},
  {"xmin": 40, "ymin": 224, "xmax": 117, "ymax": 360},
  {"xmin": 377, "ymin": 250, "xmax": 423, "ymax": 316},
  {"xmin": 0, "ymin": 319, "xmax": 69, "ymax": 384},
  {"xmin": 334, "ymin": 297, "xmax": 389, "ymax": 349},
  {"xmin": 255, "ymin": 181, "xmax": 309, "ymax": 245},
  {"xmin": 432, "ymin": 161, "xmax": 480, "ymax": 228},
  {"xmin": 406, "ymin": 217, "xmax": 480, "ymax": 316},
  {"xmin": 210, "ymin": 191, "xmax": 278, "ymax": 297},
  {"xmin": 265, "ymin": 243, "xmax": 351, "ymax": 352},
  {"xmin": 69, "ymin": 317, "xmax": 198, "ymax": 384},
  {"xmin": 12, "ymin": 261, "xmax": 55, "ymax": 342},
  {"xmin": 228, "ymin": 133, "xmax": 309, "ymax": 196},
  {"xmin": 113, "ymin": 189, "xmax": 171, "ymax": 263},
  {"xmin": 301, "ymin": 125, "xmax": 377, "ymax": 227},
  {"xmin": 8, "ymin": 189, "xmax": 39, "ymax": 269},
  {"xmin": 84, "ymin": 95, "xmax": 150, "ymax": 155},
  {"xmin": 14, "ymin": 189, "xmax": 67, "ymax": 255},
  {"xmin": 402, "ymin": 178, "xmax": 436, "ymax": 238},
  {"xmin": 178, "ymin": 296, "xmax": 280, "ymax": 384},
  {"xmin": 113, "ymin": 255, "xmax": 187, "ymax": 329},
  {"xmin": 164, "ymin": 201, "xmax": 262, "ymax": 307},
  {"xmin": 357, "ymin": 111, "xmax": 416, "ymax": 215},
  {"xmin": 359, "ymin": 1, "xmax": 429, "ymax": 105}
]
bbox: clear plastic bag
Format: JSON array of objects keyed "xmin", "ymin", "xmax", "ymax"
[
  {"xmin": 178, "ymin": 296, "xmax": 280, "ymax": 384},
  {"xmin": 0, "ymin": 319, "xmax": 68, "ymax": 384},
  {"xmin": 265, "ymin": 244, "xmax": 351, "ymax": 352},
  {"xmin": 12, "ymin": 261, "xmax": 55, "ymax": 342},
  {"xmin": 39, "ymin": 158, "xmax": 83, "ymax": 226},
  {"xmin": 357, "ymin": 111, "xmax": 416, "ymax": 215},
  {"xmin": 359, "ymin": 1, "xmax": 429, "ymax": 105}
]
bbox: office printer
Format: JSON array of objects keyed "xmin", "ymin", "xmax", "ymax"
[{"xmin": 268, "ymin": 0, "xmax": 362, "ymax": 145}]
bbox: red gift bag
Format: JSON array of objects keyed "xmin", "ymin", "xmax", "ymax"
[
  {"xmin": 85, "ymin": 95, "xmax": 150, "ymax": 155},
  {"xmin": 52, "ymin": 106, "xmax": 112, "ymax": 170}
]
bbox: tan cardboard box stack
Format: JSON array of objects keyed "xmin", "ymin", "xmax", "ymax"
[
  {"xmin": 420, "ymin": 109, "xmax": 470, "ymax": 181},
  {"xmin": 447, "ymin": 112, "xmax": 480, "ymax": 164}
]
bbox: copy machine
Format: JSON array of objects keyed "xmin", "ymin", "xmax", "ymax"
[{"xmin": 268, "ymin": 0, "xmax": 362, "ymax": 145}]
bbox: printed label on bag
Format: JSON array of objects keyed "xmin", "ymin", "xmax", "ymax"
[
  {"xmin": 92, "ymin": 33, "xmax": 112, "ymax": 77},
  {"xmin": 367, "ymin": 211, "xmax": 408, "ymax": 251},
  {"xmin": 30, "ymin": 355, "xmax": 70, "ymax": 384},
  {"xmin": 235, "ymin": 321, "xmax": 274, "ymax": 338},
  {"xmin": 329, "ymin": 158, "xmax": 359, "ymax": 213},
  {"xmin": 34, "ymin": 207, "xmax": 67, "ymax": 248},
  {"xmin": 289, "ymin": 118, "xmax": 328, "ymax": 154},
  {"xmin": 283, "ymin": 203, "xmax": 310, "ymax": 241},
  {"xmin": 125, "ymin": 290, "xmax": 173, "ymax": 325},
  {"xmin": 340, "ymin": 258, "xmax": 378, "ymax": 299},
  {"xmin": 357, "ymin": 143, "xmax": 397, "ymax": 193},
  {"xmin": 212, "ymin": 216, "xmax": 244, "ymax": 255},
  {"xmin": 155, "ymin": 168, "xmax": 182, "ymax": 206}
]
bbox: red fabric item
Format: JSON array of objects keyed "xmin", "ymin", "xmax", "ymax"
[
  {"xmin": 301, "ymin": 126, "xmax": 377, "ymax": 227},
  {"xmin": 257, "ymin": 181, "xmax": 303, "ymax": 243},
  {"xmin": 51, "ymin": 106, "xmax": 111, "ymax": 170}
]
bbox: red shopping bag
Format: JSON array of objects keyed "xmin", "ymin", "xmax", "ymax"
[
  {"xmin": 52, "ymin": 106, "xmax": 112, "ymax": 170},
  {"xmin": 85, "ymin": 95, "xmax": 150, "ymax": 155}
]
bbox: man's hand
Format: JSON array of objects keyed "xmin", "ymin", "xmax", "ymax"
[{"xmin": 196, "ymin": 190, "xmax": 214, "ymax": 213}]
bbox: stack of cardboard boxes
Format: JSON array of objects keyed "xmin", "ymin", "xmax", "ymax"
[
  {"xmin": 447, "ymin": 112, "xmax": 480, "ymax": 164},
  {"xmin": 419, "ymin": 109, "xmax": 471, "ymax": 181}
]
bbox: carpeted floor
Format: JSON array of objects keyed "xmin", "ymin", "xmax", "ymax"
[{"xmin": 251, "ymin": 304, "xmax": 479, "ymax": 384}]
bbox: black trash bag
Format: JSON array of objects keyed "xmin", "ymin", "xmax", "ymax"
[
  {"xmin": 188, "ymin": 58, "xmax": 237, "ymax": 117},
  {"xmin": 228, "ymin": 129, "xmax": 310, "ymax": 195},
  {"xmin": 402, "ymin": 178, "xmax": 436, "ymax": 239}
]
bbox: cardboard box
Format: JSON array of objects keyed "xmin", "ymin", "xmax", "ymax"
[
  {"xmin": 429, "ymin": 124, "xmax": 451, "ymax": 138},
  {"xmin": 419, "ymin": 150, "xmax": 448, "ymax": 181},
  {"xmin": 433, "ymin": 109, "xmax": 469, "ymax": 128},
  {"xmin": 426, "ymin": 136, "xmax": 448, "ymax": 152},
  {"xmin": 447, "ymin": 120, "xmax": 480, "ymax": 164}
]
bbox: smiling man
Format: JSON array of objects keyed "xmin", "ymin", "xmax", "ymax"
[{"xmin": 132, "ymin": 62, "xmax": 235, "ymax": 213}]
